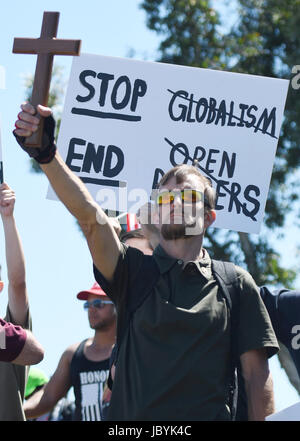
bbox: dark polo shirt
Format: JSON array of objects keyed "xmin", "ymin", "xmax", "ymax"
[{"xmin": 94, "ymin": 244, "xmax": 278, "ymax": 421}]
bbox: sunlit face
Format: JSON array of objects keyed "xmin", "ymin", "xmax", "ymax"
[
  {"xmin": 156, "ymin": 175, "xmax": 206, "ymax": 240},
  {"xmin": 86, "ymin": 294, "xmax": 116, "ymax": 331},
  {"xmin": 125, "ymin": 237, "xmax": 153, "ymax": 255}
]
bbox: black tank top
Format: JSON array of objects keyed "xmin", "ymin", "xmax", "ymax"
[{"xmin": 70, "ymin": 339, "xmax": 110, "ymax": 421}]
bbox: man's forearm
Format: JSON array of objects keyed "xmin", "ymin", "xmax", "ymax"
[
  {"xmin": 245, "ymin": 371, "xmax": 275, "ymax": 421},
  {"xmin": 2, "ymin": 214, "xmax": 29, "ymax": 325},
  {"xmin": 2, "ymin": 215, "xmax": 26, "ymax": 287},
  {"xmin": 24, "ymin": 387, "xmax": 55, "ymax": 419}
]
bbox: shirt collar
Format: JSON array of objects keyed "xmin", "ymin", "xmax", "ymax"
[
  {"xmin": 153, "ymin": 244, "xmax": 212, "ymax": 279},
  {"xmin": 182, "ymin": 248, "xmax": 212, "ymax": 280},
  {"xmin": 153, "ymin": 244, "xmax": 179, "ymax": 274}
]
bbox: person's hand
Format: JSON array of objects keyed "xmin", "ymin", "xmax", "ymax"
[
  {"xmin": 13, "ymin": 102, "xmax": 57, "ymax": 164},
  {"xmin": 14, "ymin": 103, "xmax": 52, "ymax": 140},
  {"xmin": 0, "ymin": 183, "xmax": 16, "ymax": 217}
]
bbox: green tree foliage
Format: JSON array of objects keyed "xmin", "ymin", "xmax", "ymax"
[
  {"xmin": 229, "ymin": 0, "xmax": 300, "ymax": 230},
  {"xmin": 141, "ymin": 0, "xmax": 226, "ymax": 68},
  {"xmin": 140, "ymin": 0, "xmax": 298, "ymax": 287}
]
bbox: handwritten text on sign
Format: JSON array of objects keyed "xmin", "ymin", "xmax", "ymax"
[{"xmin": 48, "ymin": 54, "xmax": 289, "ymax": 233}]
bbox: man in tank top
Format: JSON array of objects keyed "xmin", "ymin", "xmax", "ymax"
[{"xmin": 23, "ymin": 283, "xmax": 116, "ymax": 421}]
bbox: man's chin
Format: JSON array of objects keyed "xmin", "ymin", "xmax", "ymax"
[
  {"xmin": 161, "ymin": 221, "xmax": 203, "ymax": 240},
  {"xmin": 161, "ymin": 224, "xmax": 187, "ymax": 240}
]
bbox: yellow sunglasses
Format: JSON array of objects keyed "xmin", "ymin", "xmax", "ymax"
[{"xmin": 156, "ymin": 189, "xmax": 203, "ymax": 206}]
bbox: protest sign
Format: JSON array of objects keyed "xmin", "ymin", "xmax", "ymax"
[
  {"xmin": 266, "ymin": 402, "xmax": 300, "ymax": 421},
  {"xmin": 47, "ymin": 53, "xmax": 289, "ymax": 233}
]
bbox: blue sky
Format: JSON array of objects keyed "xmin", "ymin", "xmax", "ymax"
[{"xmin": 0, "ymin": 0, "xmax": 299, "ymax": 413}]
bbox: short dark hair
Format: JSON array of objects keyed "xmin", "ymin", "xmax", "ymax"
[
  {"xmin": 157, "ymin": 164, "xmax": 216, "ymax": 210},
  {"xmin": 120, "ymin": 228, "xmax": 145, "ymax": 243}
]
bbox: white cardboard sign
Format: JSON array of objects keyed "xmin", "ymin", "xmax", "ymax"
[
  {"xmin": 48, "ymin": 53, "xmax": 289, "ymax": 233},
  {"xmin": 266, "ymin": 402, "xmax": 300, "ymax": 421}
]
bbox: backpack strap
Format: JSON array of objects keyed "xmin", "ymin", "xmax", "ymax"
[
  {"xmin": 211, "ymin": 259, "xmax": 240, "ymax": 352},
  {"xmin": 211, "ymin": 259, "xmax": 241, "ymax": 421}
]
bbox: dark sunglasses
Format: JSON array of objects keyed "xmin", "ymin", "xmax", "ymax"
[
  {"xmin": 156, "ymin": 189, "xmax": 204, "ymax": 206},
  {"xmin": 83, "ymin": 299, "xmax": 113, "ymax": 310}
]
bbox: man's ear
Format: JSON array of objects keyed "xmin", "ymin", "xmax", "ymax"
[{"xmin": 204, "ymin": 209, "xmax": 216, "ymax": 229}]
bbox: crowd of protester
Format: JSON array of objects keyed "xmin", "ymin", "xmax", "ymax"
[{"xmin": 0, "ymin": 102, "xmax": 299, "ymax": 421}]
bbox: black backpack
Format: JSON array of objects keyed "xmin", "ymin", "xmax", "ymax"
[{"xmin": 108, "ymin": 255, "xmax": 248, "ymax": 421}]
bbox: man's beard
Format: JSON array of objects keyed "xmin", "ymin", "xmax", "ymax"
[
  {"xmin": 161, "ymin": 220, "xmax": 198, "ymax": 240},
  {"xmin": 90, "ymin": 315, "xmax": 115, "ymax": 331},
  {"xmin": 160, "ymin": 205, "xmax": 204, "ymax": 240}
]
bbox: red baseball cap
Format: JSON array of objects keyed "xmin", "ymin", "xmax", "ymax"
[{"xmin": 77, "ymin": 282, "xmax": 108, "ymax": 301}]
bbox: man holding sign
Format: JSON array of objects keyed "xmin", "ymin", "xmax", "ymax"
[{"xmin": 14, "ymin": 103, "xmax": 279, "ymax": 421}]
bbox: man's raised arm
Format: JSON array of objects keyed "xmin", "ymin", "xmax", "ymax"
[
  {"xmin": 0, "ymin": 183, "xmax": 28, "ymax": 325},
  {"xmin": 14, "ymin": 103, "xmax": 121, "ymax": 282}
]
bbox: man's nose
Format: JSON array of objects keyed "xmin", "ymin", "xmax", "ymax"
[{"xmin": 172, "ymin": 192, "xmax": 183, "ymax": 207}]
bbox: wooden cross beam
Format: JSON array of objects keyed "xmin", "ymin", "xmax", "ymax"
[{"xmin": 13, "ymin": 11, "xmax": 81, "ymax": 147}]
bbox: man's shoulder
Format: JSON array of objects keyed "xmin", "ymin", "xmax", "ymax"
[
  {"xmin": 210, "ymin": 258, "xmax": 257, "ymax": 287},
  {"xmin": 273, "ymin": 288, "xmax": 300, "ymax": 301},
  {"xmin": 94, "ymin": 241, "xmax": 146, "ymax": 275},
  {"xmin": 120, "ymin": 242, "xmax": 148, "ymax": 260},
  {"xmin": 233, "ymin": 264, "xmax": 255, "ymax": 281},
  {"xmin": 220, "ymin": 263, "xmax": 256, "ymax": 287},
  {"xmin": 213, "ymin": 260, "xmax": 260, "ymax": 299},
  {"xmin": 94, "ymin": 242, "xmax": 150, "ymax": 289},
  {"xmin": 63, "ymin": 341, "xmax": 83, "ymax": 363},
  {"xmin": 0, "ymin": 318, "xmax": 27, "ymax": 363},
  {"xmin": 272, "ymin": 289, "xmax": 300, "ymax": 321}
]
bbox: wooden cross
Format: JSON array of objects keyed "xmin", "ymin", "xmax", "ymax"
[{"xmin": 13, "ymin": 11, "xmax": 81, "ymax": 147}]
